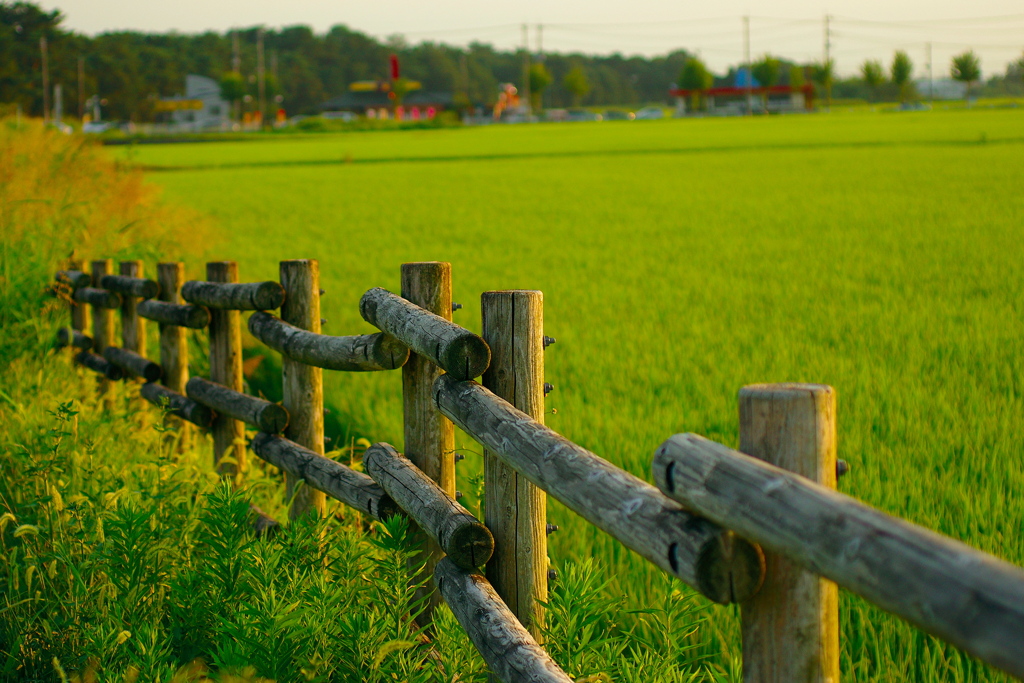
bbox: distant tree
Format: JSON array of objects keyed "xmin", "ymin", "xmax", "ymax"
[
  {"xmin": 528, "ymin": 62, "xmax": 552, "ymax": 110},
  {"xmin": 951, "ymin": 50, "xmax": 981, "ymax": 103},
  {"xmin": 811, "ymin": 59, "xmax": 834, "ymax": 109},
  {"xmin": 219, "ymin": 71, "xmax": 245, "ymax": 121},
  {"xmin": 789, "ymin": 65, "xmax": 805, "ymax": 88},
  {"xmin": 890, "ymin": 51, "xmax": 914, "ymax": 104},
  {"xmin": 563, "ymin": 66, "xmax": 590, "ymax": 106},
  {"xmin": 751, "ymin": 55, "xmax": 780, "ymax": 110},
  {"xmin": 678, "ymin": 56, "xmax": 713, "ymax": 111},
  {"xmin": 860, "ymin": 60, "xmax": 884, "ymax": 101}
]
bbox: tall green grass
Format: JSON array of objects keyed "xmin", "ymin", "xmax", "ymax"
[
  {"xmin": 124, "ymin": 107, "xmax": 1024, "ymax": 681},
  {"xmin": 1, "ymin": 119, "xmax": 733, "ymax": 681}
]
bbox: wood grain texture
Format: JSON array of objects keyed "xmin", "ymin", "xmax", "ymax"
[
  {"xmin": 75, "ymin": 351, "xmax": 123, "ymax": 380},
  {"xmin": 207, "ymin": 262, "xmax": 246, "ymax": 477},
  {"xmin": 57, "ymin": 328, "xmax": 92, "ymax": 350},
  {"xmin": 280, "ymin": 260, "xmax": 326, "ymax": 519},
  {"xmin": 248, "ymin": 312, "xmax": 409, "ymax": 371},
  {"xmin": 157, "ymin": 263, "xmax": 191, "ymax": 448},
  {"xmin": 481, "ymin": 290, "xmax": 547, "ymax": 640},
  {"xmin": 91, "ymin": 260, "xmax": 117, "ymax": 402},
  {"xmin": 737, "ymin": 384, "xmax": 839, "ymax": 683},
  {"xmin": 401, "ymin": 262, "xmax": 457, "ymax": 619},
  {"xmin": 73, "ymin": 286, "xmax": 120, "ymax": 309},
  {"xmin": 434, "ymin": 376, "xmax": 764, "ymax": 604},
  {"xmin": 364, "ymin": 442, "xmax": 494, "ymax": 569},
  {"xmin": 651, "ymin": 433, "xmax": 1024, "ymax": 679},
  {"xmin": 104, "ymin": 347, "xmax": 162, "ymax": 382},
  {"xmin": 360, "ymin": 285, "xmax": 490, "ymax": 381},
  {"xmin": 137, "ymin": 299, "xmax": 211, "ymax": 328},
  {"xmin": 250, "ymin": 433, "xmax": 400, "ymax": 520},
  {"xmin": 434, "ymin": 558, "xmax": 573, "ymax": 683},
  {"xmin": 116, "ymin": 261, "xmax": 147, "ymax": 357},
  {"xmin": 140, "ymin": 382, "xmax": 214, "ymax": 427},
  {"xmin": 101, "ymin": 273, "xmax": 160, "ymax": 299},
  {"xmin": 186, "ymin": 376, "xmax": 289, "ymax": 433},
  {"xmin": 67, "ymin": 260, "xmax": 91, "ymax": 334},
  {"xmin": 182, "ymin": 279, "xmax": 285, "ymax": 310}
]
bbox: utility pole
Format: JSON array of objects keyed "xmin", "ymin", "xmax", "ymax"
[
  {"xmin": 40, "ymin": 36, "xmax": 50, "ymax": 124},
  {"xmin": 537, "ymin": 23, "xmax": 544, "ymax": 60},
  {"xmin": 743, "ymin": 16, "xmax": 752, "ymax": 115},
  {"xmin": 824, "ymin": 14, "xmax": 832, "ymax": 111},
  {"xmin": 78, "ymin": 56, "xmax": 85, "ymax": 120},
  {"xmin": 926, "ymin": 42, "xmax": 933, "ymax": 106},
  {"xmin": 522, "ymin": 23, "xmax": 531, "ymax": 114},
  {"xmin": 257, "ymin": 28, "xmax": 266, "ymax": 126}
]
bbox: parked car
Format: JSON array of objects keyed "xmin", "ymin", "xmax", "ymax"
[
  {"xmin": 566, "ymin": 109, "xmax": 602, "ymax": 122},
  {"xmin": 321, "ymin": 111, "xmax": 357, "ymax": 122},
  {"xmin": 603, "ymin": 109, "xmax": 635, "ymax": 121},
  {"xmin": 634, "ymin": 106, "xmax": 665, "ymax": 120},
  {"xmin": 82, "ymin": 121, "xmax": 114, "ymax": 133}
]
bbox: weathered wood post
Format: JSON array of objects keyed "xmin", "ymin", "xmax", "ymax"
[
  {"xmin": 481, "ymin": 290, "xmax": 547, "ymax": 641},
  {"xmin": 92, "ymin": 259, "xmax": 115, "ymax": 403},
  {"xmin": 208, "ymin": 261, "xmax": 246, "ymax": 479},
  {"xmin": 280, "ymin": 259, "xmax": 326, "ymax": 519},
  {"xmin": 738, "ymin": 383, "xmax": 839, "ymax": 683},
  {"xmin": 157, "ymin": 262, "xmax": 191, "ymax": 449},
  {"xmin": 118, "ymin": 260, "xmax": 147, "ymax": 357},
  {"xmin": 402, "ymin": 261, "xmax": 456, "ymax": 619},
  {"xmin": 70, "ymin": 258, "xmax": 91, "ymax": 340}
]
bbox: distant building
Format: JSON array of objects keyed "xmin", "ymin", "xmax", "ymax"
[
  {"xmin": 156, "ymin": 75, "xmax": 230, "ymax": 130},
  {"xmin": 321, "ymin": 80, "xmax": 453, "ymax": 115},
  {"xmin": 914, "ymin": 78, "xmax": 968, "ymax": 100},
  {"xmin": 670, "ymin": 69, "xmax": 814, "ymax": 116}
]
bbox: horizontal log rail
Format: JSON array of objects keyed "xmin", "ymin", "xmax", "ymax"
[
  {"xmin": 250, "ymin": 433, "xmax": 400, "ymax": 520},
  {"xmin": 56, "ymin": 269, "xmax": 92, "ymax": 289},
  {"xmin": 182, "ymin": 279, "xmax": 285, "ymax": 311},
  {"xmin": 137, "ymin": 299, "xmax": 211, "ymax": 328},
  {"xmin": 73, "ymin": 287, "xmax": 121, "ymax": 309},
  {"xmin": 75, "ymin": 351, "xmax": 123, "ymax": 380},
  {"xmin": 652, "ymin": 433, "xmax": 1024, "ymax": 679},
  {"xmin": 360, "ymin": 287, "xmax": 490, "ymax": 381},
  {"xmin": 248, "ymin": 312, "xmax": 409, "ymax": 371},
  {"xmin": 55, "ymin": 263, "xmax": 1024, "ymax": 683},
  {"xmin": 186, "ymin": 377, "xmax": 289, "ymax": 433},
  {"xmin": 100, "ymin": 274, "xmax": 160, "ymax": 299},
  {"xmin": 56, "ymin": 328, "xmax": 92, "ymax": 351},
  {"xmin": 435, "ymin": 558, "xmax": 572, "ymax": 683},
  {"xmin": 104, "ymin": 347, "xmax": 162, "ymax": 382},
  {"xmin": 140, "ymin": 383, "xmax": 215, "ymax": 427},
  {"xmin": 433, "ymin": 375, "xmax": 765, "ymax": 605},
  {"xmin": 364, "ymin": 442, "xmax": 494, "ymax": 570}
]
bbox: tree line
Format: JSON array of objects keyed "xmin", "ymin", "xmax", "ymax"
[{"xmin": 2, "ymin": 1, "xmax": 1022, "ymax": 122}]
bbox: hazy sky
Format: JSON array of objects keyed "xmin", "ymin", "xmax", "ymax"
[{"xmin": 41, "ymin": 0, "xmax": 1024, "ymax": 77}]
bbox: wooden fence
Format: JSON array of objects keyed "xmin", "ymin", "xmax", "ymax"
[{"xmin": 53, "ymin": 259, "xmax": 1024, "ymax": 682}]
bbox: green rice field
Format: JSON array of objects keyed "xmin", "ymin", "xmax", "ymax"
[{"xmin": 127, "ymin": 108, "xmax": 1024, "ymax": 681}]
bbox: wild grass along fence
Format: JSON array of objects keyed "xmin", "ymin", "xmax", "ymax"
[{"xmin": 52, "ymin": 258, "xmax": 1024, "ymax": 682}]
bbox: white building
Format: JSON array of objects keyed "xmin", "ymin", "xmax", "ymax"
[
  {"xmin": 913, "ymin": 78, "xmax": 969, "ymax": 100},
  {"xmin": 161, "ymin": 75, "xmax": 230, "ymax": 130}
]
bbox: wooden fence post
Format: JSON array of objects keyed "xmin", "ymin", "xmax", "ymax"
[
  {"xmin": 119, "ymin": 260, "xmax": 146, "ymax": 356},
  {"xmin": 70, "ymin": 258, "xmax": 90, "ymax": 339},
  {"xmin": 280, "ymin": 259, "xmax": 326, "ymax": 519},
  {"xmin": 402, "ymin": 261, "xmax": 455, "ymax": 620},
  {"xmin": 481, "ymin": 290, "xmax": 547, "ymax": 641},
  {"xmin": 157, "ymin": 262, "xmax": 191, "ymax": 449},
  {"xmin": 91, "ymin": 259, "xmax": 115, "ymax": 403},
  {"xmin": 208, "ymin": 261, "xmax": 245, "ymax": 479},
  {"xmin": 738, "ymin": 383, "xmax": 839, "ymax": 683}
]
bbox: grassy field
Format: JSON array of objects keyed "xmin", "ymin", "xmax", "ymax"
[{"xmin": 113, "ymin": 108, "xmax": 1024, "ymax": 680}]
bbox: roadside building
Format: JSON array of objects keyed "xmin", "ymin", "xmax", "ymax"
[{"xmin": 156, "ymin": 75, "xmax": 230, "ymax": 130}]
